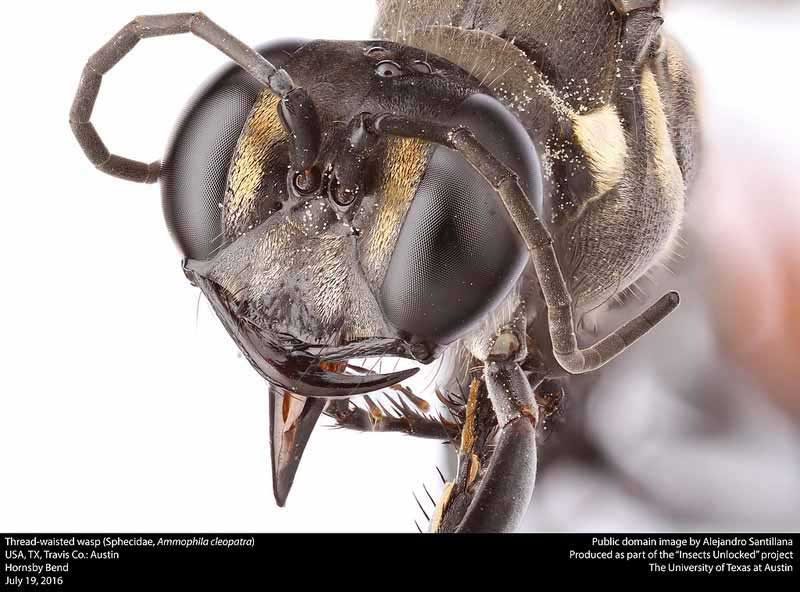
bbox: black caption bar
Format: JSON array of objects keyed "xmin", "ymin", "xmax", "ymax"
[{"xmin": 1, "ymin": 533, "xmax": 797, "ymax": 588}]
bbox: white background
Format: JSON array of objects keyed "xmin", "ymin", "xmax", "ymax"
[{"xmin": 0, "ymin": 0, "xmax": 447, "ymax": 533}]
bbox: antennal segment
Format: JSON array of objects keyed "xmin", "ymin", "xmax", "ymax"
[{"xmin": 69, "ymin": 12, "xmax": 295, "ymax": 183}]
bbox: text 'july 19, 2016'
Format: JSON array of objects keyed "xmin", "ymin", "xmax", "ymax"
[{"xmin": 3, "ymin": 535, "xmax": 254, "ymax": 588}]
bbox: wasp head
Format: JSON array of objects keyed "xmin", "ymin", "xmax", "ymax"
[{"xmin": 164, "ymin": 39, "xmax": 542, "ymax": 399}]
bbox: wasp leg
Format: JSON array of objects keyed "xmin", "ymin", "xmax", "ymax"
[
  {"xmin": 70, "ymin": 12, "xmax": 295, "ymax": 183},
  {"xmin": 433, "ymin": 362, "xmax": 539, "ymax": 533},
  {"xmin": 371, "ymin": 115, "xmax": 680, "ymax": 375},
  {"xmin": 428, "ymin": 316, "xmax": 539, "ymax": 533},
  {"xmin": 325, "ymin": 397, "xmax": 460, "ymax": 442},
  {"xmin": 457, "ymin": 361, "xmax": 538, "ymax": 532}
]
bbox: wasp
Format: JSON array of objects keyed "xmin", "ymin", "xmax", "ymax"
[{"xmin": 69, "ymin": 0, "xmax": 699, "ymax": 532}]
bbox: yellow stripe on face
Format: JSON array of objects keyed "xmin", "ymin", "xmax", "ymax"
[
  {"xmin": 225, "ymin": 91, "xmax": 287, "ymax": 237},
  {"xmin": 362, "ymin": 137, "xmax": 431, "ymax": 286}
]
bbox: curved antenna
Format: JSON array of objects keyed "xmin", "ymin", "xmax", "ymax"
[{"xmin": 69, "ymin": 12, "xmax": 296, "ymax": 184}]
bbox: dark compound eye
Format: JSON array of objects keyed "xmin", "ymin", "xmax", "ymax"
[
  {"xmin": 375, "ymin": 60, "xmax": 403, "ymax": 78},
  {"xmin": 380, "ymin": 93, "xmax": 543, "ymax": 346},
  {"xmin": 161, "ymin": 39, "xmax": 308, "ymax": 261},
  {"xmin": 410, "ymin": 60, "xmax": 433, "ymax": 74}
]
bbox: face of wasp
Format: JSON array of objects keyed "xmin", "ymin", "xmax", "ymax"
[{"xmin": 162, "ymin": 39, "xmax": 542, "ymax": 395}]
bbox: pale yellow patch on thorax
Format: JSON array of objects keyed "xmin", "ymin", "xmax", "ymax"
[
  {"xmin": 571, "ymin": 104, "xmax": 628, "ymax": 198},
  {"xmin": 640, "ymin": 64, "xmax": 685, "ymax": 203}
]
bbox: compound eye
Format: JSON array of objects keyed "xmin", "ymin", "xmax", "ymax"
[
  {"xmin": 161, "ymin": 39, "xmax": 307, "ymax": 260},
  {"xmin": 380, "ymin": 94, "xmax": 543, "ymax": 346},
  {"xmin": 410, "ymin": 60, "xmax": 432, "ymax": 74},
  {"xmin": 375, "ymin": 60, "xmax": 403, "ymax": 78}
]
